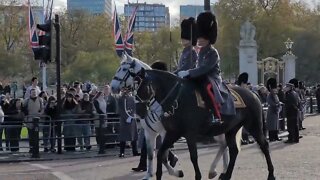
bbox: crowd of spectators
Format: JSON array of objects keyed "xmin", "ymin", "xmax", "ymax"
[{"xmin": 0, "ymin": 77, "xmax": 140, "ymax": 156}]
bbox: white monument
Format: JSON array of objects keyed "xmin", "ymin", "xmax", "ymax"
[
  {"xmin": 239, "ymin": 19, "xmax": 258, "ymax": 85},
  {"xmin": 282, "ymin": 53, "xmax": 296, "ymax": 83}
]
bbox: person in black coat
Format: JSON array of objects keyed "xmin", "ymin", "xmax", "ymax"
[
  {"xmin": 5, "ymin": 99, "xmax": 24, "ymax": 152},
  {"xmin": 44, "ymin": 96, "xmax": 58, "ymax": 152},
  {"xmin": 284, "ymin": 79, "xmax": 300, "ymax": 143},
  {"xmin": 277, "ymin": 84, "xmax": 286, "ymax": 131}
]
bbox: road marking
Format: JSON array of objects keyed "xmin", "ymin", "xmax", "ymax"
[
  {"xmin": 29, "ymin": 163, "xmax": 74, "ymax": 180},
  {"xmin": 51, "ymin": 171, "xmax": 74, "ymax": 180}
]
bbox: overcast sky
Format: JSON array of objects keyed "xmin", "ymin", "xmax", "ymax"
[
  {"xmin": 52, "ymin": 0, "xmax": 217, "ymax": 21},
  {"xmin": 51, "ymin": 0, "xmax": 319, "ymax": 22}
]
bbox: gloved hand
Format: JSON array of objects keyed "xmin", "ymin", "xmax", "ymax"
[
  {"xmin": 126, "ymin": 117, "xmax": 132, "ymax": 123},
  {"xmin": 177, "ymin": 70, "xmax": 189, "ymax": 78}
]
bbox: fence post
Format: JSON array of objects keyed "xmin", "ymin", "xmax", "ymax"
[
  {"xmin": 31, "ymin": 117, "xmax": 40, "ymax": 158},
  {"xmin": 309, "ymin": 97, "xmax": 313, "ymax": 114},
  {"xmin": 98, "ymin": 115, "xmax": 105, "ymax": 154}
]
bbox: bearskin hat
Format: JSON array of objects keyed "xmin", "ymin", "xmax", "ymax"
[
  {"xmin": 151, "ymin": 61, "xmax": 168, "ymax": 71},
  {"xmin": 237, "ymin": 72, "xmax": 248, "ymax": 86},
  {"xmin": 288, "ymin": 78, "xmax": 299, "ymax": 88},
  {"xmin": 181, "ymin": 17, "xmax": 197, "ymax": 46},
  {"xmin": 266, "ymin": 78, "xmax": 277, "ymax": 91},
  {"xmin": 196, "ymin": 12, "xmax": 218, "ymax": 44}
]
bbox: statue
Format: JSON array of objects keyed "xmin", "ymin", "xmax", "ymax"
[{"xmin": 240, "ymin": 19, "xmax": 256, "ymax": 41}]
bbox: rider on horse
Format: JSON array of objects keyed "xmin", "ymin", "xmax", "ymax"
[
  {"xmin": 175, "ymin": 17, "xmax": 197, "ymax": 73},
  {"xmin": 177, "ymin": 12, "xmax": 236, "ymax": 122}
]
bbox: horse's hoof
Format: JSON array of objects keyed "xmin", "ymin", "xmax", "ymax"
[
  {"xmin": 267, "ymin": 174, "xmax": 276, "ymax": 180},
  {"xmin": 178, "ymin": 170, "xmax": 184, "ymax": 178},
  {"xmin": 218, "ymin": 173, "xmax": 227, "ymax": 180},
  {"xmin": 208, "ymin": 171, "xmax": 218, "ymax": 179}
]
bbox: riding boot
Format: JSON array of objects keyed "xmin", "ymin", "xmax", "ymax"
[{"xmin": 132, "ymin": 139, "xmax": 147, "ymax": 172}]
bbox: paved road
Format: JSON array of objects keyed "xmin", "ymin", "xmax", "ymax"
[{"xmin": 0, "ymin": 115, "xmax": 319, "ymax": 180}]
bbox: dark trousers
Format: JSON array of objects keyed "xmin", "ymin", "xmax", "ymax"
[
  {"xmin": 138, "ymin": 138, "xmax": 147, "ymax": 167},
  {"xmin": 268, "ymin": 130, "xmax": 279, "ymax": 141},
  {"xmin": 64, "ymin": 137, "xmax": 76, "ymax": 151},
  {"xmin": 7, "ymin": 127, "xmax": 22, "ymax": 151},
  {"xmin": 95, "ymin": 127, "xmax": 105, "ymax": 147},
  {"xmin": 287, "ymin": 117, "xmax": 299, "ymax": 142},
  {"xmin": 120, "ymin": 140, "xmax": 138, "ymax": 154}
]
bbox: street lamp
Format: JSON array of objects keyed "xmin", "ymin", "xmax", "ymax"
[{"xmin": 284, "ymin": 38, "xmax": 294, "ymax": 54}]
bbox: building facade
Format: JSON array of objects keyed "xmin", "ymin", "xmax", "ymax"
[
  {"xmin": 67, "ymin": 0, "xmax": 112, "ymax": 17},
  {"xmin": 180, "ymin": 5, "xmax": 204, "ymax": 22},
  {"xmin": 124, "ymin": 3, "xmax": 170, "ymax": 32}
]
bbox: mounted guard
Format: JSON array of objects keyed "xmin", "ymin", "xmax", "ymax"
[
  {"xmin": 177, "ymin": 12, "xmax": 235, "ymax": 122},
  {"xmin": 175, "ymin": 17, "xmax": 198, "ymax": 73}
]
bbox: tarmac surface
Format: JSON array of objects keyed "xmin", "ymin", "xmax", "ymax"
[{"xmin": 0, "ymin": 115, "xmax": 319, "ymax": 180}]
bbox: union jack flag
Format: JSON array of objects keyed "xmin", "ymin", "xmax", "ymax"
[
  {"xmin": 124, "ymin": 6, "xmax": 138, "ymax": 56},
  {"xmin": 113, "ymin": 6, "xmax": 124, "ymax": 57},
  {"xmin": 28, "ymin": 0, "xmax": 39, "ymax": 50}
]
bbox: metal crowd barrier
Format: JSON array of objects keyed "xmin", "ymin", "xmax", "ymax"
[
  {"xmin": 306, "ymin": 96, "xmax": 318, "ymax": 114},
  {"xmin": 0, "ymin": 113, "xmax": 121, "ymax": 158}
]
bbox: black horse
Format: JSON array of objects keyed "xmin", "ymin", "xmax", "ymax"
[{"xmin": 134, "ymin": 69, "xmax": 275, "ymax": 180}]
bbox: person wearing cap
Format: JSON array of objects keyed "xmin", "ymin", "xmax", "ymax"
[
  {"xmin": 236, "ymin": 72, "xmax": 255, "ymax": 144},
  {"xmin": 284, "ymin": 79, "xmax": 300, "ymax": 143},
  {"xmin": 175, "ymin": 17, "xmax": 197, "ymax": 73},
  {"xmin": 266, "ymin": 78, "xmax": 282, "ymax": 142},
  {"xmin": 177, "ymin": 12, "xmax": 235, "ymax": 122},
  {"xmin": 236, "ymin": 72, "xmax": 249, "ymax": 88}
]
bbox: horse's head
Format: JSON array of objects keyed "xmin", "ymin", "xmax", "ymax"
[{"xmin": 110, "ymin": 53, "xmax": 146, "ymax": 93}]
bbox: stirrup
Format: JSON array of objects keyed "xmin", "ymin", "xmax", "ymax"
[{"xmin": 211, "ymin": 115, "xmax": 222, "ymax": 123}]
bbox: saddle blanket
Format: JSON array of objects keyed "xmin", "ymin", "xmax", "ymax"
[{"xmin": 195, "ymin": 88, "xmax": 246, "ymax": 109}]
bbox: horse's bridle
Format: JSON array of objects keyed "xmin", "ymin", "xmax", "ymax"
[
  {"xmin": 133, "ymin": 75, "xmax": 155, "ymax": 104},
  {"xmin": 112, "ymin": 60, "xmax": 137, "ymax": 88},
  {"xmin": 134, "ymin": 74, "xmax": 183, "ymax": 117}
]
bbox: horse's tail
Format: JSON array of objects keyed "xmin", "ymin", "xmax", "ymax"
[{"xmin": 236, "ymin": 127, "xmax": 243, "ymax": 152}]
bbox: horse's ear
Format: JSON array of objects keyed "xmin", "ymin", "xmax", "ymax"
[
  {"xmin": 121, "ymin": 53, "xmax": 127, "ymax": 62},
  {"xmin": 139, "ymin": 68, "xmax": 146, "ymax": 77}
]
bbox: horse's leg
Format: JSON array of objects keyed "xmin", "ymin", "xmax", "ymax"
[
  {"xmin": 248, "ymin": 128, "xmax": 275, "ymax": 180},
  {"xmin": 185, "ymin": 134, "xmax": 202, "ymax": 180},
  {"xmin": 156, "ymin": 132, "xmax": 182, "ymax": 180},
  {"xmin": 160, "ymin": 131, "xmax": 179, "ymax": 168},
  {"xmin": 219, "ymin": 126, "xmax": 242, "ymax": 180},
  {"xmin": 143, "ymin": 129, "xmax": 157, "ymax": 180},
  {"xmin": 222, "ymin": 145, "xmax": 229, "ymax": 173},
  {"xmin": 208, "ymin": 134, "xmax": 227, "ymax": 179}
]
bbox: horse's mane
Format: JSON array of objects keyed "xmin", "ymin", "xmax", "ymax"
[
  {"xmin": 121, "ymin": 53, "xmax": 151, "ymax": 70},
  {"xmin": 145, "ymin": 69, "xmax": 182, "ymax": 85},
  {"xmin": 132, "ymin": 57, "xmax": 151, "ymax": 70}
]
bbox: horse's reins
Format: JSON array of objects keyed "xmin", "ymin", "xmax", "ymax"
[{"xmin": 135, "ymin": 77, "xmax": 184, "ymax": 117}]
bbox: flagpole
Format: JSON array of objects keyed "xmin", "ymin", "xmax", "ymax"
[{"xmin": 41, "ymin": 0, "xmax": 47, "ymax": 91}]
